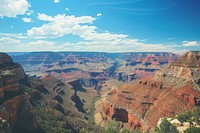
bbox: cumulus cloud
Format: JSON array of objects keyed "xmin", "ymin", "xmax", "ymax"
[
  {"xmin": 182, "ymin": 40, "xmax": 199, "ymax": 47},
  {"xmin": 97, "ymin": 13, "xmax": 102, "ymax": 17},
  {"xmin": 0, "ymin": 0, "xmax": 30, "ymax": 18},
  {"xmin": 25, "ymin": 13, "xmax": 190, "ymax": 54},
  {"xmin": 54, "ymin": 0, "xmax": 60, "ymax": 3},
  {"xmin": 28, "ymin": 13, "xmax": 127, "ymax": 40},
  {"xmin": 22, "ymin": 17, "xmax": 32, "ymax": 23},
  {"xmin": 37, "ymin": 13, "xmax": 54, "ymax": 21}
]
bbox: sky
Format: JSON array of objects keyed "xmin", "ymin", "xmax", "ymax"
[{"xmin": 0, "ymin": 0, "xmax": 200, "ymax": 54}]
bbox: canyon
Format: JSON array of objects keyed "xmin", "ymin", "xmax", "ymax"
[
  {"xmin": 0, "ymin": 51, "xmax": 199, "ymax": 133},
  {"xmin": 10, "ymin": 52, "xmax": 179, "ymax": 83},
  {"xmin": 99, "ymin": 51, "xmax": 200, "ymax": 131}
]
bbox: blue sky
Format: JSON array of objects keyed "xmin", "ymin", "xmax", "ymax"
[{"xmin": 0, "ymin": 0, "xmax": 199, "ymax": 54}]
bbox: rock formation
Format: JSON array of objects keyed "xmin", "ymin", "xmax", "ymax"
[
  {"xmin": 154, "ymin": 51, "xmax": 200, "ymax": 91},
  {"xmin": 11, "ymin": 52, "xmax": 179, "ymax": 83},
  {"xmin": 101, "ymin": 51, "xmax": 200, "ymax": 131},
  {"xmin": 0, "ymin": 53, "xmax": 38, "ymax": 132}
]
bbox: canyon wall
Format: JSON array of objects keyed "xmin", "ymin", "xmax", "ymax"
[
  {"xmin": 0, "ymin": 53, "xmax": 37, "ymax": 132},
  {"xmin": 101, "ymin": 51, "xmax": 200, "ymax": 131}
]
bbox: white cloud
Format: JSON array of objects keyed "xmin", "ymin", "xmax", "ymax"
[
  {"xmin": 0, "ymin": 0, "xmax": 30, "ymax": 18},
  {"xmin": 21, "ymin": 40, "xmax": 57, "ymax": 52},
  {"xmin": 22, "ymin": 17, "xmax": 32, "ymax": 23},
  {"xmin": 26, "ymin": 12, "xmax": 31, "ymax": 16},
  {"xmin": 28, "ymin": 13, "xmax": 127, "ymax": 41},
  {"xmin": 56, "ymin": 38, "xmax": 187, "ymax": 54},
  {"xmin": 26, "ymin": 10, "xmax": 34, "ymax": 16},
  {"xmin": 25, "ymin": 13, "xmax": 190, "ymax": 54},
  {"xmin": 97, "ymin": 13, "xmax": 102, "ymax": 17},
  {"xmin": 65, "ymin": 8, "xmax": 69, "ymax": 11},
  {"xmin": 182, "ymin": 40, "xmax": 199, "ymax": 47},
  {"xmin": 27, "ymin": 40, "xmax": 55, "ymax": 46},
  {"xmin": 0, "ymin": 32, "xmax": 28, "ymax": 39},
  {"xmin": 54, "ymin": 0, "xmax": 60, "ymax": 3},
  {"xmin": 0, "ymin": 37, "xmax": 58, "ymax": 52},
  {"xmin": 0, "ymin": 35, "xmax": 187, "ymax": 54},
  {"xmin": 0, "ymin": 37, "xmax": 21, "ymax": 45},
  {"xmin": 37, "ymin": 13, "xmax": 54, "ymax": 21}
]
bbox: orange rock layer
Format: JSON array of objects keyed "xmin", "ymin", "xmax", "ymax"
[
  {"xmin": 101, "ymin": 51, "xmax": 200, "ymax": 131},
  {"xmin": 101, "ymin": 82, "xmax": 200, "ymax": 130}
]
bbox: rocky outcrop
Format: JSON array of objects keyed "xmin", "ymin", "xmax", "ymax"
[
  {"xmin": 0, "ymin": 53, "xmax": 25, "ymax": 100},
  {"xmin": 101, "ymin": 102, "xmax": 141, "ymax": 129},
  {"xmin": 173, "ymin": 51, "xmax": 200, "ymax": 67},
  {"xmin": 0, "ymin": 53, "xmax": 13, "ymax": 64},
  {"xmin": 0, "ymin": 94, "xmax": 37, "ymax": 131},
  {"xmin": 101, "ymin": 51, "xmax": 200, "ymax": 131},
  {"xmin": 2, "ymin": 71, "xmax": 19, "ymax": 94},
  {"xmin": 0, "ymin": 53, "xmax": 39, "ymax": 132},
  {"xmin": 154, "ymin": 51, "xmax": 200, "ymax": 91}
]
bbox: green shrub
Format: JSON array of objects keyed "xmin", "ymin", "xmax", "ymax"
[
  {"xmin": 176, "ymin": 108, "xmax": 200, "ymax": 123},
  {"xmin": 34, "ymin": 106, "xmax": 71, "ymax": 133},
  {"xmin": 154, "ymin": 118, "xmax": 178, "ymax": 133},
  {"xmin": 184, "ymin": 126, "xmax": 200, "ymax": 133}
]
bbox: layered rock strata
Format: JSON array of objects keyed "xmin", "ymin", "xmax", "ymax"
[{"xmin": 101, "ymin": 51, "xmax": 200, "ymax": 131}]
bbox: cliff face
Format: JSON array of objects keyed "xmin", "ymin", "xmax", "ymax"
[
  {"xmin": 0, "ymin": 53, "xmax": 25, "ymax": 100},
  {"xmin": 113, "ymin": 52, "xmax": 179, "ymax": 82},
  {"xmin": 0, "ymin": 53, "xmax": 13, "ymax": 64},
  {"xmin": 101, "ymin": 51, "xmax": 200, "ymax": 131},
  {"xmin": 0, "ymin": 53, "xmax": 37, "ymax": 132},
  {"xmin": 154, "ymin": 51, "xmax": 200, "ymax": 91}
]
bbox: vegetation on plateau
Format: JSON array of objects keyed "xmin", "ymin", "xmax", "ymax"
[
  {"xmin": 154, "ymin": 118, "xmax": 178, "ymax": 133},
  {"xmin": 176, "ymin": 108, "xmax": 200, "ymax": 123}
]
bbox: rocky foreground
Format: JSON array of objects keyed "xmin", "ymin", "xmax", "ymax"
[
  {"xmin": 0, "ymin": 53, "xmax": 40, "ymax": 132},
  {"xmin": 0, "ymin": 53, "xmax": 101, "ymax": 133},
  {"xmin": 100, "ymin": 51, "xmax": 200, "ymax": 131}
]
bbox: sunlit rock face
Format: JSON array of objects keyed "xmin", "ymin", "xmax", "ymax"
[
  {"xmin": 154, "ymin": 51, "xmax": 200, "ymax": 91},
  {"xmin": 101, "ymin": 51, "xmax": 200, "ymax": 131}
]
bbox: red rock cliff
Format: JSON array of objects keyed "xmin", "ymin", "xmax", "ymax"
[
  {"xmin": 101, "ymin": 51, "xmax": 200, "ymax": 131},
  {"xmin": 0, "ymin": 53, "xmax": 37, "ymax": 131}
]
